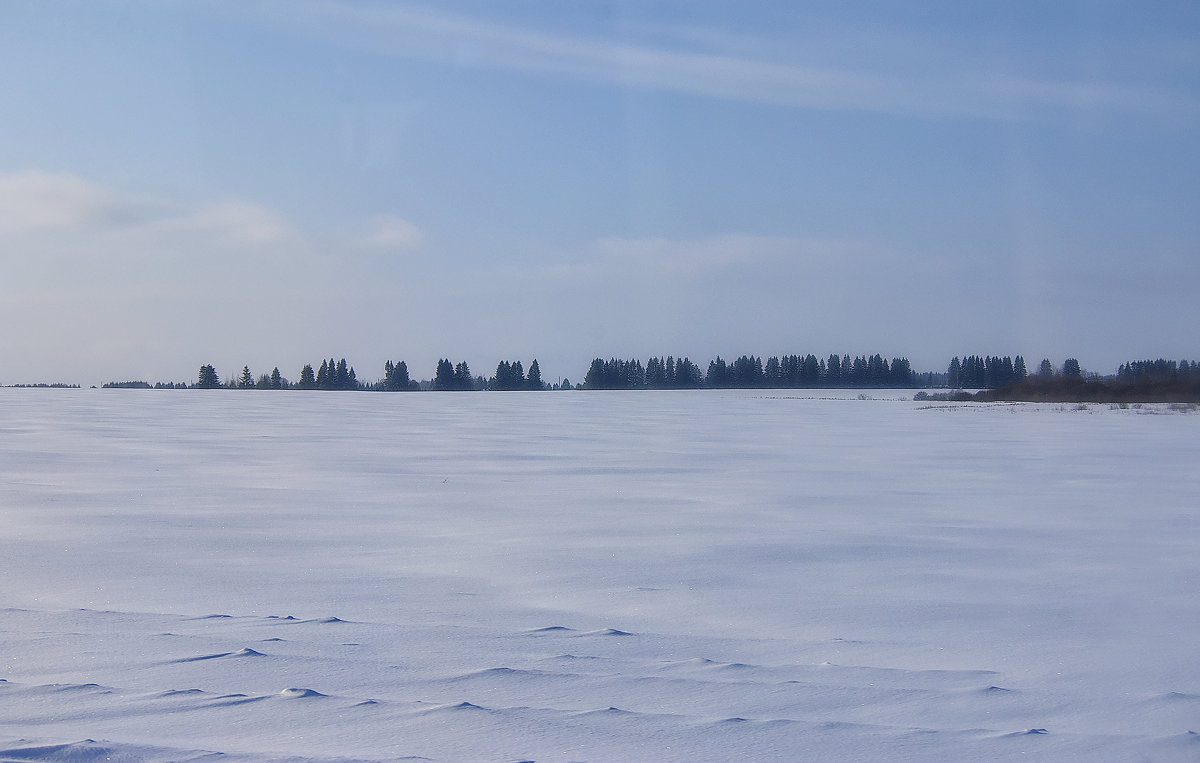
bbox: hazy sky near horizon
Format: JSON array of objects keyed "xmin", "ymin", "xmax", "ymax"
[{"xmin": 2, "ymin": 1, "xmax": 1198, "ymax": 385}]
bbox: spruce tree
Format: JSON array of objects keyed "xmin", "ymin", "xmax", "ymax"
[
  {"xmin": 197, "ymin": 364, "xmax": 220, "ymax": 389},
  {"xmin": 706, "ymin": 357, "xmax": 729, "ymax": 387},
  {"xmin": 851, "ymin": 356, "xmax": 868, "ymax": 384},
  {"xmin": 678, "ymin": 357, "xmax": 702, "ymax": 388},
  {"xmin": 764, "ymin": 356, "xmax": 781, "ymax": 386},
  {"xmin": 434, "ymin": 359, "xmax": 455, "ymax": 390},
  {"xmin": 802, "ymin": 355, "xmax": 820, "ymax": 386},
  {"xmin": 527, "ymin": 359, "xmax": 544, "ymax": 390},
  {"xmin": 453, "ymin": 361, "xmax": 473, "ymax": 390},
  {"xmin": 583, "ymin": 359, "xmax": 606, "ymax": 389},
  {"xmin": 389, "ymin": 360, "xmax": 411, "ymax": 391},
  {"xmin": 865, "ymin": 354, "xmax": 886, "ymax": 385},
  {"xmin": 827, "ymin": 354, "xmax": 842, "ymax": 385},
  {"xmin": 947, "ymin": 357, "xmax": 962, "ymax": 388},
  {"xmin": 645, "ymin": 357, "xmax": 665, "ymax": 388}
]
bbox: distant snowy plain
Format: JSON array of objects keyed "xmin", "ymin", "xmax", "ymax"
[{"xmin": 1, "ymin": 389, "xmax": 1197, "ymax": 761}]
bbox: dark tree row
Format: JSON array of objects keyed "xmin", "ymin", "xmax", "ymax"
[
  {"xmin": 947, "ymin": 355, "xmax": 1028, "ymax": 389},
  {"xmin": 188, "ymin": 354, "xmax": 1197, "ymax": 394},
  {"xmin": 490, "ymin": 359, "xmax": 545, "ymax": 390},
  {"xmin": 584, "ymin": 358, "xmax": 649, "ymax": 390},
  {"xmin": 380, "ymin": 360, "xmax": 416, "ymax": 391},
  {"xmin": 193, "ymin": 363, "xmax": 289, "ymax": 390},
  {"xmin": 433, "ymin": 359, "xmax": 480, "ymax": 391},
  {"xmin": 300, "ymin": 358, "xmax": 357, "ymax": 390},
  {"xmin": 1117, "ymin": 359, "xmax": 1198, "ymax": 382},
  {"xmin": 197, "ymin": 364, "xmax": 221, "ymax": 389},
  {"xmin": 646, "ymin": 356, "xmax": 704, "ymax": 388},
  {"xmin": 583, "ymin": 353, "xmax": 917, "ymax": 390},
  {"xmin": 193, "ymin": 358, "xmax": 552, "ymax": 392},
  {"xmin": 977, "ymin": 357, "xmax": 1200, "ymax": 403}
]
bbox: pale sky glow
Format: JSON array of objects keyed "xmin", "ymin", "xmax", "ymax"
[{"xmin": 1, "ymin": 1, "xmax": 1198, "ymax": 385}]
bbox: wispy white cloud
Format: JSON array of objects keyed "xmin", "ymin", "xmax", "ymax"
[
  {"xmin": 159, "ymin": 201, "xmax": 299, "ymax": 246},
  {"xmin": 362, "ymin": 214, "xmax": 423, "ymax": 250},
  {"xmin": 240, "ymin": 0, "xmax": 1198, "ymax": 121},
  {"xmin": 0, "ymin": 170, "xmax": 162, "ymax": 234},
  {"xmin": 0, "ymin": 170, "xmax": 299, "ymax": 247}
]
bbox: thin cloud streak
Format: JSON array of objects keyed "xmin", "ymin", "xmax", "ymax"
[
  {"xmin": 253, "ymin": 0, "xmax": 1198, "ymax": 121},
  {"xmin": 0, "ymin": 170, "xmax": 164, "ymax": 234},
  {"xmin": 0, "ymin": 171, "xmax": 298, "ymax": 246},
  {"xmin": 362, "ymin": 215, "xmax": 423, "ymax": 250}
]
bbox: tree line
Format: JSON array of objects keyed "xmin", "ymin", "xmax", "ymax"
[
  {"xmin": 192, "ymin": 353, "xmax": 923, "ymax": 392},
  {"xmin": 916, "ymin": 356, "xmax": 1200, "ymax": 403},
  {"xmin": 946, "ymin": 355, "xmax": 1028, "ymax": 389},
  {"xmin": 583, "ymin": 354, "xmax": 916, "ymax": 389},
  {"xmin": 973, "ymin": 357, "xmax": 1200, "ymax": 403},
  {"xmin": 192, "ymin": 358, "xmax": 555, "ymax": 392},
  {"xmin": 160, "ymin": 354, "xmax": 1199, "ymax": 394},
  {"xmin": 1117, "ymin": 359, "xmax": 1198, "ymax": 382}
]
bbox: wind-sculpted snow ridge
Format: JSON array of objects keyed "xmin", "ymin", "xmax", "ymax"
[
  {"xmin": 278, "ymin": 688, "xmax": 327, "ymax": 699},
  {"xmin": 1, "ymin": 609, "xmax": 1195, "ymax": 762},
  {"xmin": 170, "ymin": 648, "xmax": 267, "ymax": 663},
  {"xmin": 524, "ymin": 625, "xmax": 575, "ymax": 633},
  {"xmin": 0, "ymin": 738, "xmax": 426, "ymax": 762},
  {"xmin": 1, "ymin": 390, "xmax": 1198, "ymax": 760},
  {"xmin": 0, "ymin": 738, "xmax": 227, "ymax": 762},
  {"xmin": 3, "ymin": 605, "xmax": 1128, "ymax": 761}
]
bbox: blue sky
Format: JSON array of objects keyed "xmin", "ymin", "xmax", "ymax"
[{"xmin": 2, "ymin": 1, "xmax": 1197, "ymax": 385}]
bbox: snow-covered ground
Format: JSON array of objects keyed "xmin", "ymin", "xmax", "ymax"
[{"xmin": 1, "ymin": 389, "xmax": 1197, "ymax": 761}]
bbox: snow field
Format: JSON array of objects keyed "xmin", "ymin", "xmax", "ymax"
[{"xmin": 0, "ymin": 389, "xmax": 1197, "ymax": 761}]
